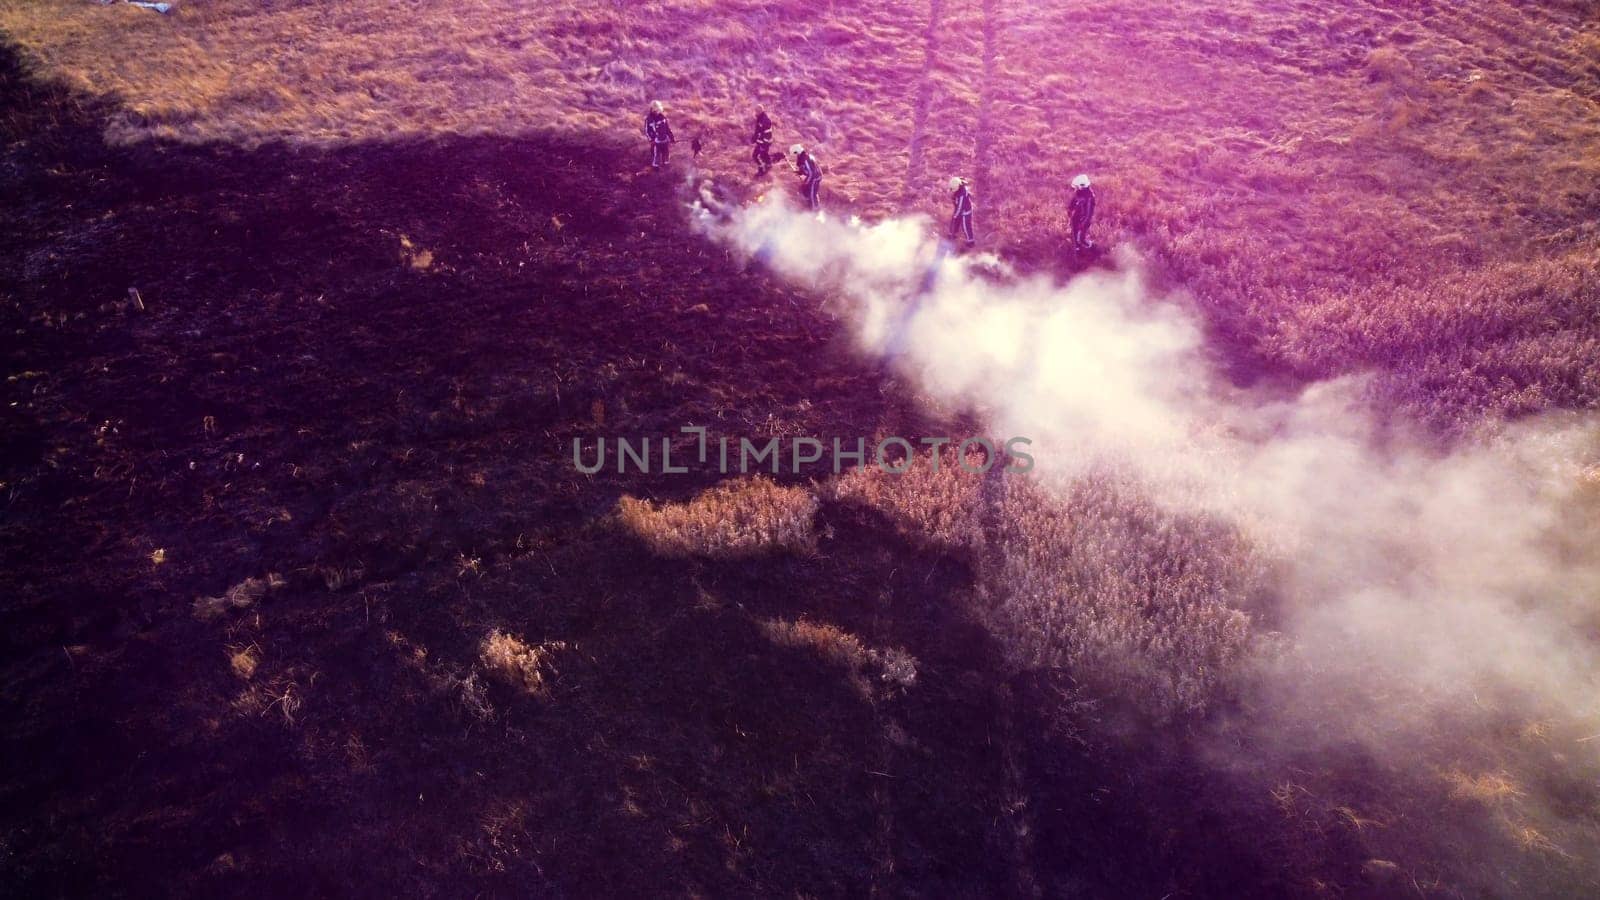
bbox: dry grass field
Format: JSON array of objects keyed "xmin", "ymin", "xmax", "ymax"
[
  {"xmin": 3, "ymin": 0, "xmax": 1600, "ymax": 896},
  {"xmin": 6, "ymin": 0, "xmax": 1599, "ymax": 426}
]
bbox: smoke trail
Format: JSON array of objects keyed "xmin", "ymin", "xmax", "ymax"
[{"xmin": 692, "ymin": 187, "xmax": 1600, "ymax": 747}]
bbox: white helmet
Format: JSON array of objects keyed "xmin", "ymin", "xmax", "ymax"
[
  {"xmin": 948, "ymin": 176, "xmax": 967, "ymax": 191},
  {"xmin": 651, "ymin": 100, "xmax": 665, "ymax": 113},
  {"xmin": 789, "ymin": 143, "xmax": 805, "ymax": 156},
  {"xmin": 1072, "ymin": 174, "xmax": 1091, "ymax": 189}
]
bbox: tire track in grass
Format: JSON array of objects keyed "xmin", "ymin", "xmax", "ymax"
[
  {"xmin": 903, "ymin": 0, "xmax": 944, "ymax": 203},
  {"xmin": 973, "ymin": 0, "xmax": 998, "ymax": 198},
  {"xmin": 911, "ymin": 0, "xmax": 991, "ymax": 238}
]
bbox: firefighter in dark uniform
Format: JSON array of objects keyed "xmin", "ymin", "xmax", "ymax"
[
  {"xmin": 644, "ymin": 100, "xmax": 676, "ymax": 170},
  {"xmin": 1069, "ymin": 174, "xmax": 1097, "ymax": 250},
  {"xmin": 791, "ymin": 144, "xmax": 822, "ymax": 210},
  {"xmin": 948, "ymin": 176, "xmax": 975, "ymax": 248},
  {"xmin": 751, "ymin": 109, "xmax": 775, "ymax": 175}
]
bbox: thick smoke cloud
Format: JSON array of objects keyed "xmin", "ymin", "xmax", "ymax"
[{"xmin": 692, "ymin": 188, "xmax": 1600, "ymax": 751}]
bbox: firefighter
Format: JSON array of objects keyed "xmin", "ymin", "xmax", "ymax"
[
  {"xmin": 948, "ymin": 176, "xmax": 975, "ymax": 248},
  {"xmin": 644, "ymin": 100, "xmax": 676, "ymax": 170},
  {"xmin": 751, "ymin": 108, "xmax": 774, "ymax": 175},
  {"xmin": 1069, "ymin": 174, "xmax": 1097, "ymax": 250},
  {"xmin": 791, "ymin": 144, "xmax": 822, "ymax": 210}
]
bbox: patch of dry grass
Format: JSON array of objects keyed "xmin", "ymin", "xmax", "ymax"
[
  {"xmin": 478, "ymin": 629, "xmax": 565, "ymax": 696},
  {"xmin": 1268, "ymin": 250, "xmax": 1600, "ymax": 428},
  {"xmin": 761, "ymin": 617, "xmax": 918, "ymax": 697},
  {"xmin": 617, "ymin": 476, "xmax": 818, "ymax": 559},
  {"xmin": 981, "ymin": 472, "xmax": 1264, "ymax": 718},
  {"xmin": 823, "ymin": 445, "xmax": 990, "ymax": 555},
  {"xmin": 192, "ymin": 572, "xmax": 285, "ymax": 620},
  {"xmin": 827, "ymin": 450, "xmax": 1264, "ymax": 718},
  {"xmin": 1444, "ymin": 769, "xmax": 1525, "ymax": 805},
  {"xmin": 227, "ymin": 643, "xmax": 260, "ymax": 679}
]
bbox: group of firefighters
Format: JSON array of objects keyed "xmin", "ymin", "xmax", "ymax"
[{"xmin": 644, "ymin": 101, "xmax": 1098, "ymax": 252}]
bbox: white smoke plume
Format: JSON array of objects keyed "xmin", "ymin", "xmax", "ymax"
[{"xmin": 692, "ymin": 188, "xmax": 1600, "ymax": 749}]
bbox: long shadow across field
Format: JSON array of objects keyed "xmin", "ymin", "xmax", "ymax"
[{"xmin": 2, "ymin": 48, "xmax": 1305, "ymax": 897}]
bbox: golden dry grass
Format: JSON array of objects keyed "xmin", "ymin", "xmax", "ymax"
[
  {"xmin": 825, "ymin": 450, "xmax": 1263, "ymax": 717},
  {"xmin": 478, "ymin": 629, "xmax": 565, "ymax": 695},
  {"xmin": 616, "ymin": 476, "xmax": 819, "ymax": 558},
  {"xmin": 227, "ymin": 643, "xmax": 260, "ymax": 679},
  {"xmin": 823, "ymin": 444, "xmax": 990, "ymax": 554},
  {"xmin": 761, "ymin": 617, "xmax": 919, "ymax": 697},
  {"xmin": 983, "ymin": 471, "xmax": 1264, "ymax": 717},
  {"xmin": 4, "ymin": 0, "xmax": 1596, "ymax": 425},
  {"xmin": 1444, "ymin": 769, "xmax": 1525, "ymax": 804}
]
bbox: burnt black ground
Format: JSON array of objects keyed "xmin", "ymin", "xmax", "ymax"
[{"xmin": 0, "ymin": 47, "xmax": 1372, "ymax": 898}]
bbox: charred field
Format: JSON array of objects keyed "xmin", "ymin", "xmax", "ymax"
[
  {"xmin": 4, "ymin": 1, "xmax": 1600, "ymax": 898},
  {"xmin": 0, "ymin": 47, "xmax": 1211, "ymax": 898}
]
